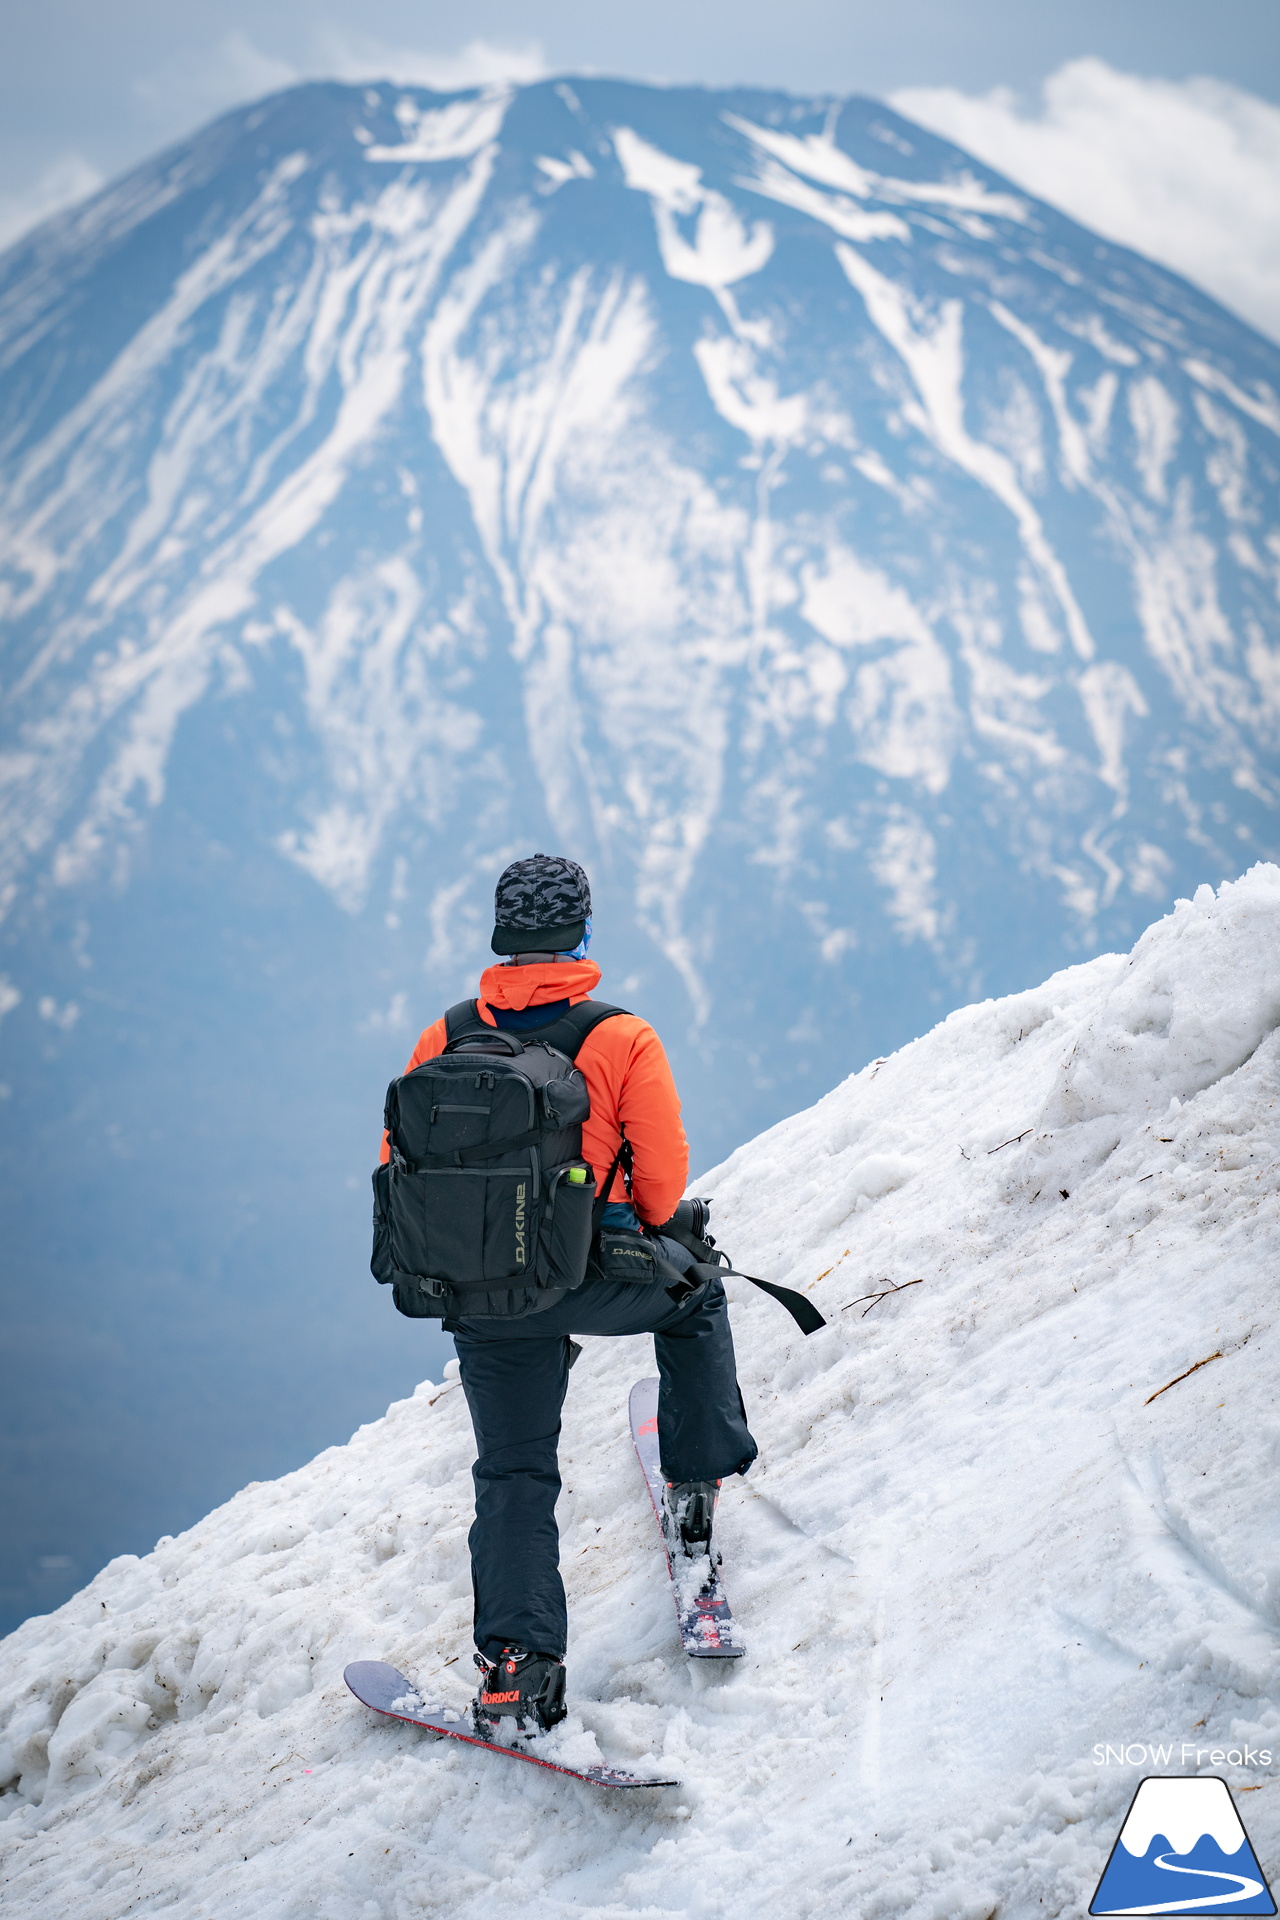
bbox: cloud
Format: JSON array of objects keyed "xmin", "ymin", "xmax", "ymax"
[
  {"xmin": 129, "ymin": 29, "xmax": 546, "ymax": 135},
  {"xmin": 203, "ymin": 30, "xmax": 301, "ymax": 101},
  {"xmin": 128, "ymin": 30, "xmax": 299, "ymax": 115},
  {"xmin": 135, "ymin": 28, "xmax": 548, "ymax": 106},
  {"xmin": 311, "ymin": 32, "xmax": 546, "ymax": 92},
  {"xmin": 891, "ymin": 58, "xmax": 1280, "ymax": 344},
  {"xmin": 0, "ymin": 153, "xmax": 105, "ymax": 255}
]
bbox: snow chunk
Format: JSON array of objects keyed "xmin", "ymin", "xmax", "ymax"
[{"xmin": 1018, "ymin": 864, "xmax": 1280, "ymax": 1196}]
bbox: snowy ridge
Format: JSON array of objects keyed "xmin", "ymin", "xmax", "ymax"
[{"xmin": 3, "ymin": 867, "xmax": 1279, "ymax": 1918}]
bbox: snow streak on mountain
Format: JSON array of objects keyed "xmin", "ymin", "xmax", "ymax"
[
  {"xmin": 0, "ymin": 76, "xmax": 1278, "ymax": 1628},
  {"xmin": 2, "ymin": 867, "xmax": 1278, "ymax": 1918}
]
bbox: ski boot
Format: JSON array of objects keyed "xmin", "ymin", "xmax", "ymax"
[
  {"xmin": 662, "ymin": 1479, "xmax": 721, "ymax": 1560},
  {"xmin": 473, "ymin": 1646, "xmax": 567, "ymax": 1734}
]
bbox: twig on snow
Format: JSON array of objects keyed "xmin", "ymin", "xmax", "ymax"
[
  {"xmin": 842, "ymin": 1278, "xmax": 924, "ymax": 1317},
  {"xmin": 987, "ymin": 1130, "xmax": 1031, "ymax": 1155},
  {"xmin": 1145, "ymin": 1351, "xmax": 1223, "ymax": 1405}
]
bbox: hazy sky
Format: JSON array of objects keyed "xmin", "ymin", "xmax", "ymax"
[
  {"xmin": 5, "ymin": 0, "xmax": 1277, "ymax": 188},
  {"xmin": 2, "ymin": 1, "xmax": 1279, "ymax": 339}
]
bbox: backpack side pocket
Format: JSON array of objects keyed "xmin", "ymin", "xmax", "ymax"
[
  {"xmin": 538, "ymin": 1164, "xmax": 596, "ymax": 1290},
  {"xmin": 371, "ymin": 1164, "xmax": 394, "ymax": 1284},
  {"xmin": 374, "ymin": 1165, "xmax": 447, "ymax": 1317}
]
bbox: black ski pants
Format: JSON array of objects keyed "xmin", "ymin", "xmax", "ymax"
[{"xmin": 452, "ymin": 1274, "xmax": 757, "ymax": 1661}]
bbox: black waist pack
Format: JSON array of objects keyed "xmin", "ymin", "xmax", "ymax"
[
  {"xmin": 372, "ymin": 998, "xmax": 627, "ymax": 1321},
  {"xmin": 588, "ymin": 1225, "xmax": 690, "ymax": 1289}
]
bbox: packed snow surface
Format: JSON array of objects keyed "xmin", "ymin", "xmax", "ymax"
[{"xmin": 3, "ymin": 867, "xmax": 1280, "ymax": 1918}]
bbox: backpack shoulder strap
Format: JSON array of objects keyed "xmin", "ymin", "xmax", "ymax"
[
  {"xmin": 443, "ymin": 999, "xmax": 484, "ymax": 1043},
  {"xmin": 531, "ymin": 1000, "xmax": 631, "ymax": 1061}
]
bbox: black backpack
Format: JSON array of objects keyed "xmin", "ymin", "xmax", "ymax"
[{"xmin": 371, "ymin": 999, "xmax": 628, "ymax": 1320}]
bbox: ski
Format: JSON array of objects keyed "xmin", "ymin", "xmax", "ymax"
[
  {"xmin": 343, "ymin": 1660, "xmax": 678, "ymax": 1790},
  {"xmin": 629, "ymin": 1376, "xmax": 746, "ymax": 1659}
]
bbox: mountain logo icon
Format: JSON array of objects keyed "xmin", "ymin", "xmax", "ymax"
[{"xmin": 1091, "ymin": 1776, "xmax": 1276, "ymax": 1915}]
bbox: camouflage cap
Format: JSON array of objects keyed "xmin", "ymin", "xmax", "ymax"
[{"xmin": 492, "ymin": 854, "xmax": 592, "ymax": 955}]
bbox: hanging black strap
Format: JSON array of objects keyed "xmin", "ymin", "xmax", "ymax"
[
  {"xmin": 650, "ymin": 1216, "xmax": 826, "ymax": 1335},
  {"xmin": 686, "ymin": 1260, "xmax": 826, "ymax": 1336},
  {"xmin": 735, "ymin": 1272, "xmax": 827, "ymax": 1336}
]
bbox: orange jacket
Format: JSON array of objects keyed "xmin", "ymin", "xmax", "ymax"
[{"xmin": 379, "ymin": 959, "xmax": 688, "ymax": 1225}]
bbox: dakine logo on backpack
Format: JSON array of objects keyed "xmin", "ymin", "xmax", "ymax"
[
  {"xmin": 1090, "ymin": 1776, "xmax": 1275, "ymax": 1915},
  {"xmin": 514, "ymin": 1182, "xmax": 527, "ymax": 1267},
  {"xmin": 370, "ymin": 999, "xmax": 629, "ymax": 1320}
]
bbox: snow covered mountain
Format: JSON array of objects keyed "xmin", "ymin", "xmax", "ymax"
[
  {"xmin": 1, "ymin": 75, "xmax": 1279, "ymax": 1631},
  {"xmin": 2, "ymin": 866, "xmax": 1277, "ymax": 1918},
  {"xmin": 4, "ymin": 76, "xmax": 1280, "ymax": 1069}
]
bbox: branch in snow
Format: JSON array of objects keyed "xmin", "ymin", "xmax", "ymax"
[
  {"xmin": 841, "ymin": 1278, "xmax": 924, "ymax": 1316},
  {"xmin": 1144, "ymin": 1350, "xmax": 1223, "ymax": 1405},
  {"xmin": 987, "ymin": 1130, "xmax": 1032, "ymax": 1154}
]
